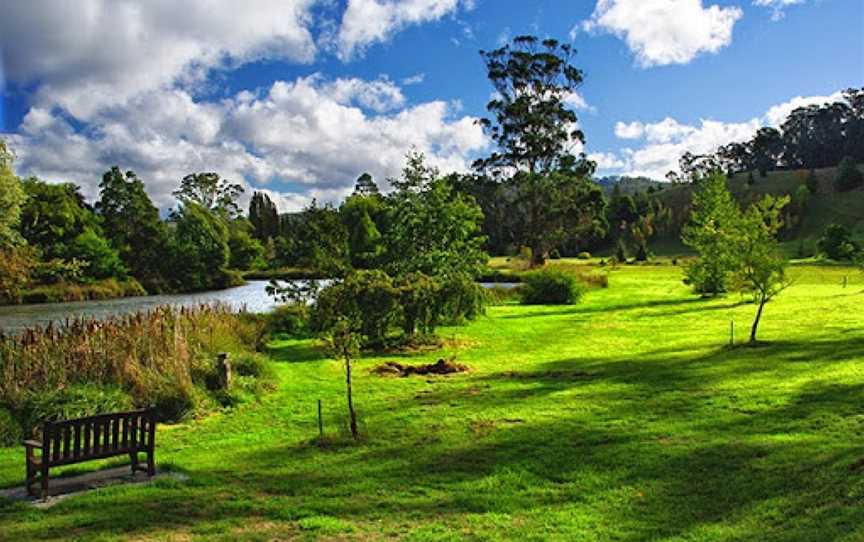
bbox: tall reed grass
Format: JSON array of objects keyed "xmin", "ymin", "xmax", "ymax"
[{"xmin": 0, "ymin": 304, "xmax": 269, "ymax": 437}]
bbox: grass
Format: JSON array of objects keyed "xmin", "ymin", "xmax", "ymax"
[{"xmin": 0, "ymin": 263, "xmax": 863, "ymax": 540}]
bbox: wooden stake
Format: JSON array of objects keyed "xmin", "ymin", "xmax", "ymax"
[{"xmin": 317, "ymin": 399, "xmax": 324, "ymax": 438}]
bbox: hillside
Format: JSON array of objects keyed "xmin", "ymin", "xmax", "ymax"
[{"xmin": 650, "ymin": 165, "xmax": 864, "ymax": 256}]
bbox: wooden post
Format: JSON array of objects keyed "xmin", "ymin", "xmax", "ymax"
[
  {"xmin": 216, "ymin": 353, "xmax": 232, "ymax": 390},
  {"xmin": 317, "ymin": 400, "xmax": 324, "ymax": 438}
]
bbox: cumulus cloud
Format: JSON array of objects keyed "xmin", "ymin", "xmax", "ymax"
[
  {"xmin": 582, "ymin": 0, "xmax": 743, "ymax": 67},
  {"xmin": 0, "ymin": 0, "xmax": 318, "ymax": 119},
  {"xmin": 564, "ymin": 92, "xmax": 595, "ymax": 113},
  {"xmin": 335, "ymin": 0, "xmax": 470, "ymax": 60},
  {"xmin": 597, "ymin": 91, "xmax": 847, "ymax": 179},
  {"xmin": 6, "ymin": 76, "xmax": 488, "ymax": 211}
]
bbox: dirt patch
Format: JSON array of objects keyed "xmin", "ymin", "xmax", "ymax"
[{"xmin": 372, "ymin": 358, "xmax": 469, "ymax": 377}]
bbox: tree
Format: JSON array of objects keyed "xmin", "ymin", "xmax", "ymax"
[
  {"xmin": 681, "ymin": 173, "xmax": 741, "ymax": 295},
  {"xmin": 835, "ymin": 156, "xmax": 863, "ymax": 192},
  {"xmin": 228, "ymin": 226, "xmax": 265, "ymax": 270},
  {"xmin": 341, "ymin": 194, "xmax": 384, "ymax": 269},
  {"xmin": 352, "ymin": 173, "xmax": 380, "ymax": 196},
  {"xmin": 474, "ymin": 35, "xmax": 602, "ymax": 266},
  {"xmin": 817, "ymin": 224, "xmax": 859, "ymax": 261},
  {"xmin": 0, "ymin": 140, "xmax": 25, "ymax": 247},
  {"xmin": 327, "ymin": 318, "xmax": 361, "ymax": 440},
  {"xmin": 69, "ymin": 229, "xmax": 127, "ymax": 280},
  {"xmin": 732, "ymin": 195, "xmax": 791, "ymax": 343},
  {"xmin": 749, "ymin": 127, "xmax": 783, "ymax": 176},
  {"xmin": 96, "ymin": 167, "xmax": 169, "ymax": 289},
  {"xmin": 383, "ymin": 152, "xmax": 488, "ymax": 277},
  {"xmin": 173, "ymin": 172, "xmax": 244, "ymax": 219},
  {"xmin": 248, "ymin": 191, "xmax": 280, "ymax": 241},
  {"xmin": 169, "ymin": 203, "xmax": 231, "ymax": 290}
]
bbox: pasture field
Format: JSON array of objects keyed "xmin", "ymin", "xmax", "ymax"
[{"xmin": 1, "ymin": 262, "xmax": 863, "ymax": 541}]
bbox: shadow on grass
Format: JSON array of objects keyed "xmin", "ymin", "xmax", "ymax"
[{"xmin": 267, "ymin": 340, "xmax": 326, "ymax": 363}]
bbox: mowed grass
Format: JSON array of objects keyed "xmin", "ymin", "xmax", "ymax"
[{"xmin": 1, "ymin": 263, "xmax": 863, "ymax": 541}]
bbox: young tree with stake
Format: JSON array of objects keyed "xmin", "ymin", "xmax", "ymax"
[{"xmin": 327, "ymin": 317, "xmax": 361, "ymax": 440}]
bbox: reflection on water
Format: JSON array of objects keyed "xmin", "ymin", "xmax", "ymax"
[{"xmin": 0, "ymin": 280, "xmax": 520, "ymax": 334}]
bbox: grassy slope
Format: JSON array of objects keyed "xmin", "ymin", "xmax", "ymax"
[
  {"xmin": 650, "ymin": 166, "xmax": 864, "ymax": 256},
  {"xmin": 1, "ymin": 263, "xmax": 863, "ymax": 540}
]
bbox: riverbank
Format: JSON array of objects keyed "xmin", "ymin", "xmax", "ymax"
[{"xmin": 3, "ymin": 278, "xmax": 147, "ymax": 306}]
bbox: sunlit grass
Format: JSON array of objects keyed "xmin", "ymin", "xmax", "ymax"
[{"xmin": 0, "ymin": 264, "xmax": 862, "ymax": 540}]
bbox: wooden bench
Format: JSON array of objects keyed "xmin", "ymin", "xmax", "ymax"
[{"xmin": 24, "ymin": 409, "xmax": 157, "ymax": 499}]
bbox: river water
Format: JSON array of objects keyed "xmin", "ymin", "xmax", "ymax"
[{"xmin": 0, "ymin": 280, "xmax": 520, "ymax": 334}]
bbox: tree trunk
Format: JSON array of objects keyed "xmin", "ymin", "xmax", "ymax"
[
  {"xmin": 345, "ymin": 356, "xmax": 358, "ymax": 439},
  {"xmin": 530, "ymin": 243, "xmax": 546, "ymax": 267},
  {"xmin": 749, "ymin": 294, "xmax": 766, "ymax": 343}
]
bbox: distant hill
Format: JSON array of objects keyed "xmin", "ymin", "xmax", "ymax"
[
  {"xmin": 594, "ymin": 175, "xmax": 666, "ymax": 195},
  {"xmin": 651, "ymin": 165, "xmax": 864, "ymax": 256}
]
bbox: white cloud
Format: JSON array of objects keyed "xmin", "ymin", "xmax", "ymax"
[
  {"xmin": 335, "ymin": 0, "xmax": 469, "ymax": 60},
  {"xmin": 599, "ymin": 91, "xmax": 850, "ymax": 178},
  {"xmin": 564, "ymin": 92, "xmax": 596, "ymax": 113},
  {"xmin": 0, "ymin": 0, "xmax": 318, "ymax": 120},
  {"xmin": 614, "ymin": 121, "xmax": 644, "ymax": 139},
  {"xmin": 5, "ymin": 76, "xmax": 488, "ymax": 210},
  {"xmin": 401, "ymin": 73, "xmax": 426, "ymax": 85},
  {"xmin": 762, "ymin": 91, "xmax": 845, "ymax": 126},
  {"xmin": 582, "ymin": 0, "xmax": 743, "ymax": 67},
  {"xmin": 754, "ymin": 0, "xmax": 807, "ymax": 21},
  {"xmin": 589, "ymin": 152, "xmax": 626, "ymax": 170}
]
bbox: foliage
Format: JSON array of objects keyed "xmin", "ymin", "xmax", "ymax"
[
  {"xmin": 173, "ymin": 172, "xmax": 244, "ymax": 219},
  {"xmin": 435, "ymin": 273, "xmax": 486, "ymax": 325},
  {"xmin": 806, "ymin": 169, "xmax": 819, "ymax": 194},
  {"xmin": 326, "ymin": 317, "xmax": 362, "ymax": 440},
  {"xmin": 0, "ymin": 247, "xmax": 35, "ymax": 303},
  {"xmin": 834, "ymin": 156, "xmax": 863, "ymax": 192},
  {"xmin": 0, "ymin": 407, "xmax": 22, "ymax": 447},
  {"xmin": 383, "ymin": 153, "xmax": 488, "ymax": 277},
  {"xmin": 268, "ymin": 304, "xmax": 310, "ymax": 336},
  {"xmin": 20, "ymin": 384, "xmax": 134, "ymax": 435},
  {"xmin": 341, "ymin": 192, "xmax": 385, "ymax": 268},
  {"xmin": 0, "ymin": 140, "xmax": 25, "ymax": 247},
  {"xmin": 682, "ymin": 173, "xmax": 741, "ymax": 295},
  {"xmin": 312, "ymin": 270, "xmax": 400, "ymax": 348},
  {"xmin": 817, "ymin": 224, "xmax": 859, "ymax": 261},
  {"xmin": 396, "ymin": 273, "xmax": 440, "ymax": 338},
  {"xmin": 520, "ymin": 269, "xmax": 585, "ymax": 305},
  {"xmin": 96, "ymin": 167, "xmax": 170, "ymax": 290},
  {"xmin": 228, "ymin": 226, "xmax": 265, "ymax": 270},
  {"xmin": 248, "ymin": 191, "xmax": 280, "ymax": 241},
  {"xmin": 20, "ymin": 278, "xmax": 146, "ymax": 304},
  {"xmin": 731, "ymin": 195, "xmax": 791, "ymax": 342},
  {"xmin": 170, "ymin": 203, "xmax": 231, "ymax": 291},
  {"xmin": 353, "ymin": 172, "xmax": 380, "ymax": 197},
  {"xmin": 69, "ymin": 228, "xmax": 128, "ymax": 280}
]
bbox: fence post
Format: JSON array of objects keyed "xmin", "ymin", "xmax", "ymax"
[{"xmin": 216, "ymin": 352, "xmax": 232, "ymax": 390}]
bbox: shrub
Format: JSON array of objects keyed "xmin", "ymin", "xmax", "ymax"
[
  {"xmin": 578, "ymin": 272, "xmax": 609, "ymax": 289},
  {"xmin": 312, "ymin": 270, "xmax": 400, "ymax": 348},
  {"xmin": 0, "ymin": 407, "xmax": 22, "ymax": 447},
  {"xmin": 835, "ymin": 157, "xmax": 863, "ymax": 192},
  {"xmin": 397, "ymin": 273, "xmax": 440, "ymax": 337},
  {"xmin": 269, "ymin": 304, "xmax": 309, "ymax": 336},
  {"xmin": 577, "ymin": 251, "xmax": 591, "ymax": 260},
  {"xmin": 520, "ymin": 270, "xmax": 585, "ymax": 305},
  {"xmin": 817, "ymin": 224, "xmax": 859, "ymax": 261},
  {"xmin": 436, "ymin": 273, "xmax": 485, "ymax": 324}
]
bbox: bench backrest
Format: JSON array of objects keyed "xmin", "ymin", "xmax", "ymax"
[{"xmin": 41, "ymin": 409, "xmax": 156, "ymax": 466}]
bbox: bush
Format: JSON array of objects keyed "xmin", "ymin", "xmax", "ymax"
[
  {"xmin": 397, "ymin": 273, "xmax": 440, "ymax": 337},
  {"xmin": 436, "ymin": 273, "xmax": 485, "ymax": 324},
  {"xmin": 577, "ymin": 251, "xmax": 591, "ymax": 260},
  {"xmin": 312, "ymin": 270, "xmax": 400, "ymax": 348},
  {"xmin": 520, "ymin": 270, "xmax": 585, "ymax": 305},
  {"xmin": 268, "ymin": 304, "xmax": 309, "ymax": 336},
  {"xmin": 0, "ymin": 407, "xmax": 22, "ymax": 447},
  {"xmin": 578, "ymin": 272, "xmax": 609, "ymax": 289},
  {"xmin": 817, "ymin": 224, "xmax": 859, "ymax": 261},
  {"xmin": 484, "ymin": 285, "xmax": 523, "ymax": 305},
  {"xmin": 835, "ymin": 157, "xmax": 863, "ymax": 192}
]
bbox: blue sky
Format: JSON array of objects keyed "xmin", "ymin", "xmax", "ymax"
[{"xmin": 1, "ymin": 0, "xmax": 862, "ymax": 211}]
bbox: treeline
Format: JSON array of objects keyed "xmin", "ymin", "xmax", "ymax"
[
  {"xmin": 0, "ymin": 144, "xmax": 263, "ymax": 303},
  {"xmin": 669, "ymin": 88, "xmax": 864, "ymax": 182}
]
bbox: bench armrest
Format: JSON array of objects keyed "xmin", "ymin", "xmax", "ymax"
[{"xmin": 23, "ymin": 440, "xmax": 42, "ymax": 449}]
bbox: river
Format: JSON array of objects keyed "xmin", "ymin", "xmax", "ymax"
[{"xmin": 0, "ymin": 280, "xmax": 520, "ymax": 334}]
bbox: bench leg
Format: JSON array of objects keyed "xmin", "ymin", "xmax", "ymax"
[
  {"xmin": 25, "ymin": 460, "xmax": 35, "ymax": 497},
  {"xmin": 146, "ymin": 449, "xmax": 156, "ymax": 477},
  {"xmin": 40, "ymin": 465, "xmax": 49, "ymax": 500},
  {"xmin": 129, "ymin": 450, "xmax": 139, "ymax": 474}
]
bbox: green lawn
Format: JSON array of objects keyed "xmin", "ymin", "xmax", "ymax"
[{"xmin": 1, "ymin": 264, "xmax": 863, "ymax": 541}]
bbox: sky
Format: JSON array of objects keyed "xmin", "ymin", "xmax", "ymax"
[{"xmin": 0, "ymin": 0, "xmax": 862, "ymax": 212}]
